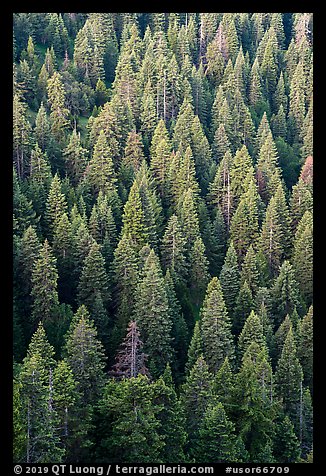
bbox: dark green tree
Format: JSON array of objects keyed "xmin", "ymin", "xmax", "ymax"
[
  {"xmin": 219, "ymin": 242, "xmax": 240, "ymax": 320},
  {"xmin": 161, "ymin": 214, "xmax": 188, "ymax": 285},
  {"xmin": 275, "ymin": 327, "xmax": 304, "ymax": 428},
  {"xmin": 77, "ymin": 241, "xmax": 110, "ymax": 310},
  {"xmin": 181, "ymin": 356, "xmax": 214, "ymax": 459},
  {"xmin": 188, "ymin": 237, "xmax": 210, "ymax": 309},
  {"xmin": 200, "ymin": 277, "xmax": 235, "ymax": 372},
  {"xmin": 134, "ymin": 249, "xmax": 173, "ymax": 377},
  {"xmin": 31, "ymin": 239, "xmax": 59, "ymax": 328},
  {"xmin": 64, "ymin": 305, "xmax": 107, "ymax": 406},
  {"xmin": 273, "ymin": 415, "xmax": 301, "ymax": 463},
  {"xmin": 96, "ymin": 376, "xmax": 164, "ymax": 463},
  {"xmin": 195, "ymin": 402, "xmax": 238, "ymax": 463},
  {"xmin": 297, "ymin": 306, "xmax": 313, "ymax": 392},
  {"xmin": 47, "ymin": 71, "xmax": 70, "ymax": 143},
  {"xmin": 292, "ymin": 211, "xmax": 313, "ymax": 304}
]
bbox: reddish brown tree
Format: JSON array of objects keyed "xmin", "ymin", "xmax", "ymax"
[
  {"xmin": 300, "ymin": 156, "xmax": 313, "ymax": 188},
  {"xmin": 109, "ymin": 321, "xmax": 150, "ymax": 379}
]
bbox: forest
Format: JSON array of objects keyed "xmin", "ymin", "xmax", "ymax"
[{"xmin": 13, "ymin": 12, "xmax": 313, "ymax": 464}]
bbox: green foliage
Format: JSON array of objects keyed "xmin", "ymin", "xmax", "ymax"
[
  {"xmin": 275, "ymin": 327, "xmax": 304, "ymax": 427},
  {"xmin": 200, "ymin": 277, "xmax": 235, "ymax": 372},
  {"xmin": 77, "ymin": 241, "xmax": 110, "ymax": 309},
  {"xmin": 64, "ymin": 305, "xmax": 107, "ymax": 406},
  {"xmin": 219, "ymin": 242, "xmax": 240, "ymax": 319},
  {"xmin": 134, "ymin": 249, "xmax": 173, "ymax": 377},
  {"xmin": 13, "ymin": 12, "xmax": 313, "ymax": 465},
  {"xmin": 195, "ymin": 402, "xmax": 238, "ymax": 463},
  {"xmin": 181, "ymin": 356, "xmax": 214, "ymax": 459},
  {"xmin": 31, "ymin": 239, "xmax": 59, "ymax": 328},
  {"xmin": 292, "ymin": 211, "xmax": 313, "ymax": 304},
  {"xmin": 96, "ymin": 376, "xmax": 165, "ymax": 463}
]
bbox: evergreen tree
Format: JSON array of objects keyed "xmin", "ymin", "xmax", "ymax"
[
  {"xmin": 200, "ymin": 277, "xmax": 235, "ymax": 373},
  {"xmin": 273, "ymin": 416, "xmax": 301, "ymax": 463},
  {"xmin": 63, "ymin": 130, "xmax": 88, "ymax": 185},
  {"xmin": 297, "ymin": 306, "xmax": 313, "ymax": 392},
  {"xmin": 16, "ymin": 225, "xmax": 41, "ymax": 315},
  {"xmin": 208, "ymin": 151, "xmax": 233, "ymax": 230},
  {"xmin": 185, "ymin": 321, "xmax": 202, "ymax": 374},
  {"xmin": 212, "ymin": 124, "xmax": 231, "ymax": 163},
  {"xmin": 256, "ymin": 133, "xmax": 282, "ymax": 204},
  {"xmin": 121, "ymin": 181, "xmax": 147, "ymax": 252},
  {"xmin": 300, "ymin": 387, "xmax": 313, "ymax": 457},
  {"xmin": 164, "ymin": 271, "xmax": 189, "ymax": 376},
  {"xmin": 52, "ymin": 360, "xmax": 78, "ymax": 443},
  {"xmin": 195, "ymin": 402, "xmax": 237, "ymax": 463},
  {"xmin": 275, "ymin": 327, "xmax": 304, "ymax": 428},
  {"xmin": 219, "ymin": 242, "xmax": 240, "ymax": 319},
  {"xmin": 212, "ymin": 357, "xmax": 235, "ymax": 413},
  {"xmin": 161, "ymin": 214, "xmax": 188, "ymax": 285},
  {"xmin": 273, "ymin": 315, "xmax": 293, "ymax": 364},
  {"xmin": 274, "ymin": 72, "xmax": 287, "ymax": 113},
  {"xmin": 230, "ymin": 176, "xmax": 260, "ymax": 261},
  {"xmin": 232, "ymin": 344, "xmax": 275, "ymax": 460},
  {"xmin": 47, "ymin": 71, "xmax": 70, "ymax": 143},
  {"xmin": 134, "ymin": 249, "xmax": 173, "ymax": 377},
  {"xmin": 120, "ymin": 130, "xmax": 145, "ymax": 192},
  {"xmin": 271, "ymin": 260, "xmax": 300, "ymax": 328},
  {"xmin": 233, "ymin": 280, "xmax": 254, "ymax": 336},
  {"xmin": 237, "ymin": 310, "xmax": 267, "ymax": 360},
  {"xmin": 188, "ymin": 237, "xmax": 210, "ymax": 309},
  {"xmin": 288, "ymin": 62, "xmax": 306, "ymax": 144},
  {"xmin": 45, "ymin": 174, "xmax": 68, "ymax": 241},
  {"xmin": 20, "ymin": 353, "xmax": 64, "ymax": 463},
  {"xmin": 260, "ymin": 30, "xmax": 278, "ymax": 99},
  {"xmin": 34, "ymin": 103, "xmax": 52, "ymax": 152},
  {"xmin": 181, "ymin": 356, "xmax": 214, "ymax": 459},
  {"xmin": 271, "ymin": 105, "xmax": 287, "ymax": 139},
  {"xmin": 230, "ymin": 145, "xmax": 255, "ymax": 210},
  {"xmin": 178, "ymin": 188, "xmax": 200, "ymax": 253},
  {"xmin": 86, "ymin": 129, "xmax": 117, "ymax": 195},
  {"xmin": 249, "ymin": 58, "xmax": 263, "ymax": 108},
  {"xmin": 155, "ymin": 365, "xmax": 187, "ymax": 462},
  {"xmin": 31, "ymin": 239, "xmax": 59, "ymax": 328},
  {"xmin": 255, "ymin": 112, "xmax": 272, "ymax": 158},
  {"xmin": 29, "ymin": 144, "xmax": 52, "ymax": 191},
  {"xmin": 112, "ymin": 234, "xmax": 139, "ymax": 347},
  {"xmin": 13, "ymin": 377, "xmax": 26, "ymax": 462},
  {"xmin": 13, "ymin": 94, "xmax": 32, "ymax": 179},
  {"xmin": 77, "ymin": 241, "xmax": 110, "ymax": 310},
  {"xmin": 64, "ymin": 305, "xmax": 107, "ymax": 406},
  {"xmin": 259, "ymin": 192, "xmax": 285, "ymax": 277},
  {"xmin": 289, "ymin": 179, "xmax": 313, "ymax": 232},
  {"xmin": 96, "ymin": 376, "xmax": 164, "ymax": 463},
  {"xmin": 19, "ymin": 325, "xmax": 63, "ymax": 463},
  {"xmin": 52, "ymin": 212, "xmax": 74, "ymax": 303},
  {"xmin": 292, "ymin": 211, "xmax": 313, "ymax": 304},
  {"xmin": 240, "ymin": 245, "xmax": 260, "ymax": 296}
]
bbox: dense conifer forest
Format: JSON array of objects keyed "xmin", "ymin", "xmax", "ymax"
[{"xmin": 13, "ymin": 12, "xmax": 313, "ymax": 464}]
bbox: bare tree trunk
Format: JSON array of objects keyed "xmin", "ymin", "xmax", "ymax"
[
  {"xmin": 27, "ymin": 400, "xmax": 31, "ymax": 463},
  {"xmin": 199, "ymin": 15, "xmax": 205, "ymax": 63},
  {"xmin": 64, "ymin": 407, "xmax": 68, "ymax": 437},
  {"xmin": 269, "ymin": 221, "xmax": 274, "ymax": 268},
  {"xmin": 163, "ymin": 70, "xmax": 167, "ymax": 123},
  {"xmin": 48, "ymin": 368, "xmax": 53, "ymax": 412},
  {"xmin": 227, "ymin": 170, "xmax": 231, "ymax": 230},
  {"xmin": 131, "ymin": 323, "xmax": 136, "ymax": 378},
  {"xmin": 299, "ymin": 380, "xmax": 303, "ymax": 446}
]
